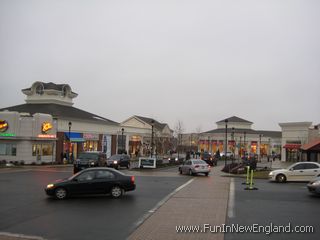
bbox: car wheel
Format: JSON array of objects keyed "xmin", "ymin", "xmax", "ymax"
[
  {"xmin": 189, "ymin": 169, "xmax": 193, "ymax": 176},
  {"xmin": 205, "ymin": 172, "xmax": 209, "ymax": 176},
  {"xmin": 111, "ymin": 186, "xmax": 123, "ymax": 198},
  {"xmin": 276, "ymin": 174, "xmax": 286, "ymax": 183},
  {"xmin": 115, "ymin": 165, "xmax": 119, "ymax": 170},
  {"xmin": 126, "ymin": 163, "xmax": 130, "ymax": 169},
  {"xmin": 55, "ymin": 188, "xmax": 67, "ymax": 200},
  {"xmin": 179, "ymin": 168, "xmax": 182, "ymax": 174}
]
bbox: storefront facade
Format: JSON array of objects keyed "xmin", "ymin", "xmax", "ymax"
[
  {"xmin": 0, "ymin": 111, "xmax": 57, "ymax": 164},
  {"xmin": 279, "ymin": 122, "xmax": 320, "ymax": 162},
  {"xmin": 193, "ymin": 116, "xmax": 282, "ymax": 158},
  {"xmin": 120, "ymin": 116, "xmax": 174, "ymax": 158},
  {"xmin": 0, "ymin": 81, "xmax": 119, "ymax": 163}
]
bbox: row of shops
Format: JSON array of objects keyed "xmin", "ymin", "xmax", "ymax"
[
  {"xmin": 197, "ymin": 140, "xmax": 280, "ymax": 157},
  {"xmin": 0, "ymin": 82, "xmax": 319, "ymax": 164}
]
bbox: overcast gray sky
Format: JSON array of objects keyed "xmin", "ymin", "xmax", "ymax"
[{"xmin": 1, "ymin": 0, "xmax": 319, "ymax": 132}]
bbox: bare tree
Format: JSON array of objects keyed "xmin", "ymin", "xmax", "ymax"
[{"xmin": 174, "ymin": 120, "xmax": 185, "ymax": 157}]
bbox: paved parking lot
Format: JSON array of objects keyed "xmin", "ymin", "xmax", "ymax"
[
  {"xmin": 0, "ymin": 166, "xmax": 189, "ymax": 240},
  {"xmin": 226, "ymin": 178, "xmax": 320, "ymax": 240}
]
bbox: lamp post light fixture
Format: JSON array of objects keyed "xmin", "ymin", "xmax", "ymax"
[
  {"xmin": 151, "ymin": 120, "xmax": 154, "ymax": 157},
  {"xmin": 68, "ymin": 122, "xmax": 72, "ymax": 163},
  {"xmin": 224, "ymin": 119, "xmax": 228, "ymax": 166},
  {"xmin": 121, "ymin": 128, "xmax": 124, "ymax": 154}
]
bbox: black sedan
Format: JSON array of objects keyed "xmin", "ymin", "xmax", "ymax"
[{"xmin": 45, "ymin": 167, "xmax": 135, "ymax": 200}]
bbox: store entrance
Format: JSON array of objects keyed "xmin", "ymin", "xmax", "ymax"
[{"xmin": 129, "ymin": 136, "xmax": 142, "ymax": 157}]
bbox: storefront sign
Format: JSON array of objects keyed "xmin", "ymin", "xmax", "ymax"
[
  {"xmin": 38, "ymin": 134, "xmax": 56, "ymax": 138},
  {"xmin": 0, "ymin": 133, "xmax": 15, "ymax": 137},
  {"xmin": 0, "ymin": 120, "xmax": 9, "ymax": 132},
  {"xmin": 83, "ymin": 133, "xmax": 99, "ymax": 140},
  {"xmin": 41, "ymin": 122, "xmax": 53, "ymax": 133}
]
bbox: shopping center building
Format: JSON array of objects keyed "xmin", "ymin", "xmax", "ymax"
[
  {"xmin": 120, "ymin": 115, "xmax": 173, "ymax": 157},
  {"xmin": 0, "ymin": 81, "xmax": 174, "ymax": 164},
  {"xmin": 195, "ymin": 116, "xmax": 282, "ymax": 159},
  {"xmin": 0, "ymin": 81, "xmax": 119, "ymax": 164},
  {"xmin": 181, "ymin": 116, "xmax": 320, "ymax": 162}
]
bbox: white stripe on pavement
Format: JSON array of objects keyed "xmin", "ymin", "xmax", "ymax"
[{"xmin": 228, "ymin": 178, "xmax": 236, "ymax": 218}]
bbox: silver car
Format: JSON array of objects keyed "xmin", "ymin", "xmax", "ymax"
[
  {"xmin": 269, "ymin": 162, "xmax": 320, "ymax": 183},
  {"xmin": 179, "ymin": 159, "xmax": 211, "ymax": 176}
]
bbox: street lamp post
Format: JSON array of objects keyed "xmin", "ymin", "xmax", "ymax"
[
  {"xmin": 151, "ymin": 120, "xmax": 154, "ymax": 158},
  {"xmin": 121, "ymin": 128, "xmax": 124, "ymax": 154},
  {"xmin": 259, "ymin": 134, "xmax": 263, "ymax": 162},
  {"xmin": 225, "ymin": 119, "xmax": 228, "ymax": 166},
  {"xmin": 231, "ymin": 127, "xmax": 235, "ymax": 163},
  {"xmin": 243, "ymin": 131, "xmax": 246, "ymax": 158},
  {"xmin": 68, "ymin": 122, "xmax": 72, "ymax": 163}
]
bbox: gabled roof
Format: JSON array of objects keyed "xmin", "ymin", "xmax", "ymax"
[
  {"xmin": 216, "ymin": 116, "xmax": 253, "ymax": 124},
  {"xmin": 134, "ymin": 115, "xmax": 168, "ymax": 131},
  {"xmin": 0, "ymin": 103, "xmax": 118, "ymax": 125}
]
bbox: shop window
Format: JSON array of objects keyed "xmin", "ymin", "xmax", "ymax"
[
  {"xmin": 42, "ymin": 144, "xmax": 53, "ymax": 156},
  {"xmin": 32, "ymin": 144, "xmax": 52, "ymax": 156},
  {"xmin": 0, "ymin": 143, "xmax": 17, "ymax": 156},
  {"xmin": 84, "ymin": 141, "xmax": 98, "ymax": 151}
]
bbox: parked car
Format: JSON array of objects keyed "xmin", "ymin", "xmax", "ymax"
[
  {"xmin": 179, "ymin": 159, "xmax": 211, "ymax": 176},
  {"xmin": 269, "ymin": 162, "xmax": 320, "ymax": 183},
  {"xmin": 45, "ymin": 167, "xmax": 135, "ymax": 200},
  {"xmin": 73, "ymin": 151, "xmax": 106, "ymax": 174},
  {"xmin": 201, "ymin": 152, "xmax": 217, "ymax": 166},
  {"xmin": 106, "ymin": 154, "xmax": 130, "ymax": 169},
  {"xmin": 307, "ymin": 176, "xmax": 320, "ymax": 195}
]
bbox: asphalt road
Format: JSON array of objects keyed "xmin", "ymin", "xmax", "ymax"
[
  {"xmin": 226, "ymin": 178, "xmax": 320, "ymax": 240},
  {"xmin": 0, "ymin": 166, "xmax": 189, "ymax": 240}
]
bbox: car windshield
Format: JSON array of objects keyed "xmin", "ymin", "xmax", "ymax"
[
  {"xmin": 78, "ymin": 153, "xmax": 99, "ymax": 160},
  {"xmin": 109, "ymin": 155, "xmax": 122, "ymax": 160},
  {"xmin": 192, "ymin": 160, "xmax": 206, "ymax": 164}
]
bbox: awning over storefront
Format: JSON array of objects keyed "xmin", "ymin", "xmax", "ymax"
[
  {"xmin": 283, "ymin": 144, "xmax": 301, "ymax": 150},
  {"xmin": 301, "ymin": 139, "xmax": 320, "ymax": 151},
  {"xmin": 64, "ymin": 132, "xmax": 85, "ymax": 142}
]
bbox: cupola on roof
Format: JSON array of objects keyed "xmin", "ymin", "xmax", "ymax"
[{"xmin": 22, "ymin": 81, "xmax": 78, "ymax": 106}]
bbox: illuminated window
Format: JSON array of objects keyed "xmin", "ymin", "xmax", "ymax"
[{"xmin": 32, "ymin": 144, "xmax": 53, "ymax": 156}]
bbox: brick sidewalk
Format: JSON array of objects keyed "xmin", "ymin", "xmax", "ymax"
[{"xmin": 128, "ymin": 166, "xmax": 231, "ymax": 240}]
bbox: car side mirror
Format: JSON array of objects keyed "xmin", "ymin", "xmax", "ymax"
[
  {"xmin": 73, "ymin": 178, "xmax": 78, "ymax": 182},
  {"xmin": 289, "ymin": 168, "xmax": 293, "ymax": 171}
]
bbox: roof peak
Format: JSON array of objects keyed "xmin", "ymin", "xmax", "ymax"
[{"xmin": 216, "ymin": 116, "xmax": 253, "ymax": 124}]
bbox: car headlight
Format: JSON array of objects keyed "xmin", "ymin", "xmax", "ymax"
[
  {"xmin": 90, "ymin": 161, "xmax": 95, "ymax": 165},
  {"xmin": 113, "ymin": 160, "xmax": 118, "ymax": 164},
  {"xmin": 175, "ymin": 157, "xmax": 178, "ymax": 161},
  {"xmin": 269, "ymin": 172, "xmax": 274, "ymax": 176},
  {"xmin": 311, "ymin": 181, "xmax": 320, "ymax": 186},
  {"xmin": 47, "ymin": 184, "xmax": 54, "ymax": 189}
]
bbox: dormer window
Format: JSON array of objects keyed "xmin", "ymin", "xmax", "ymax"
[
  {"xmin": 61, "ymin": 87, "xmax": 67, "ymax": 97},
  {"xmin": 36, "ymin": 85, "xmax": 44, "ymax": 95}
]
